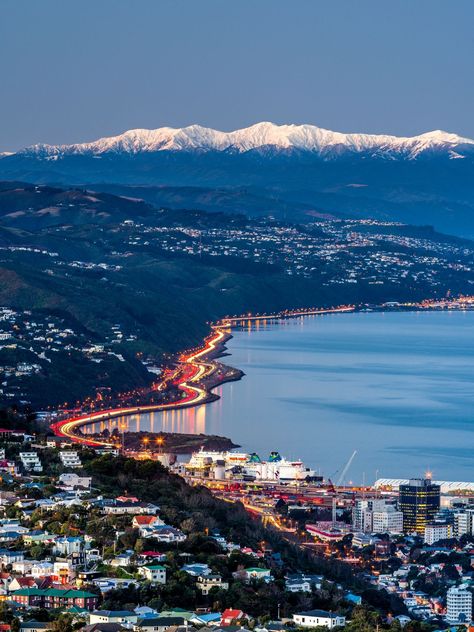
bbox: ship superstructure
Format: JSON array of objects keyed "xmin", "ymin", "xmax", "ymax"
[{"xmin": 185, "ymin": 448, "xmax": 318, "ymax": 482}]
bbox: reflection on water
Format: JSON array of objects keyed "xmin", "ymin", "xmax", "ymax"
[
  {"xmin": 83, "ymin": 386, "xmax": 225, "ymax": 436},
  {"xmin": 82, "ymin": 311, "xmax": 474, "ymax": 483}
]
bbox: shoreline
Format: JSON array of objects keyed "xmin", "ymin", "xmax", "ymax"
[{"xmin": 50, "ymin": 297, "xmax": 474, "ymax": 448}]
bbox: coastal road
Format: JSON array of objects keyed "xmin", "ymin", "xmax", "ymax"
[
  {"xmin": 50, "ymin": 327, "xmax": 229, "ymax": 447},
  {"xmin": 50, "ymin": 304, "xmax": 356, "ymax": 448}
]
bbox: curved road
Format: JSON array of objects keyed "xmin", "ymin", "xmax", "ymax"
[
  {"xmin": 50, "ymin": 327, "xmax": 228, "ymax": 448},
  {"xmin": 51, "ymin": 305, "xmax": 355, "ymax": 448}
]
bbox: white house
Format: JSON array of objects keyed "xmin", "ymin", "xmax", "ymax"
[
  {"xmin": 89, "ymin": 610, "xmax": 138, "ymax": 625},
  {"xmin": 293, "ymin": 610, "xmax": 346, "ymax": 628},
  {"xmin": 31, "ymin": 561, "xmax": 54, "ymax": 578},
  {"xmin": 197, "ymin": 574, "xmax": 229, "ymax": 595},
  {"xmin": 243, "ymin": 567, "xmax": 272, "ymax": 582},
  {"xmin": 59, "ymin": 451, "xmax": 82, "ymax": 469},
  {"xmin": 19, "ymin": 452, "xmax": 42, "ymax": 472},
  {"xmin": 151, "ymin": 526, "xmax": 186, "ymax": 543},
  {"xmin": 137, "ymin": 564, "xmax": 166, "ymax": 584},
  {"xmin": 0, "ymin": 549, "xmax": 24, "ymax": 567},
  {"xmin": 54, "ymin": 536, "xmax": 83, "ymax": 555},
  {"xmin": 58, "ymin": 472, "xmax": 92, "ymax": 489}
]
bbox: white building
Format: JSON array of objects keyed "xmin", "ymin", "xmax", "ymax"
[
  {"xmin": 353, "ymin": 498, "xmax": 400, "ymax": 533},
  {"xmin": 89, "ymin": 611, "xmax": 138, "ymax": 625},
  {"xmin": 446, "ymin": 586, "xmax": 472, "ymax": 624},
  {"xmin": 31, "ymin": 561, "xmax": 54, "ymax": 578},
  {"xmin": 454, "ymin": 508, "xmax": 474, "ymax": 538},
  {"xmin": 197, "ymin": 574, "xmax": 229, "ymax": 595},
  {"xmin": 58, "ymin": 472, "xmax": 92, "ymax": 489},
  {"xmin": 59, "ymin": 451, "xmax": 82, "ymax": 469},
  {"xmin": 19, "ymin": 452, "xmax": 42, "ymax": 472},
  {"xmin": 424, "ymin": 522, "xmax": 452, "ymax": 545},
  {"xmin": 372, "ymin": 508, "xmax": 404, "ymax": 534},
  {"xmin": 293, "ymin": 610, "xmax": 346, "ymax": 628},
  {"xmin": 137, "ymin": 565, "xmax": 166, "ymax": 584},
  {"xmin": 54, "ymin": 536, "xmax": 83, "ymax": 555}
]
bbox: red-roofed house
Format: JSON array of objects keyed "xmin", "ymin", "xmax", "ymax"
[
  {"xmin": 220, "ymin": 609, "xmax": 247, "ymax": 626},
  {"xmin": 9, "ymin": 576, "xmax": 36, "ymax": 591},
  {"xmin": 132, "ymin": 515, "xmax": 158, "ymax": 528}
]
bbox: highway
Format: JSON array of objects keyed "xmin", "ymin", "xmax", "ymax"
[
  {"xmin": 50, "ymin": 304, "xmax": 355, "ymax": 448},
  {"xmin": 50, "ymin": 327, "xmax": 229, "ymax": 447}
]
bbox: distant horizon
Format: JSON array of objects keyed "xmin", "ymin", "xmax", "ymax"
[{"xmin": 1, "ymin": 0, "xmax": 473, "ymax": 151}]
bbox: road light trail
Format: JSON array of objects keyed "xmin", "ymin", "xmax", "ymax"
[{"xmin": 50, "ymin": 306, "xmax": 353, "ymax": 448}]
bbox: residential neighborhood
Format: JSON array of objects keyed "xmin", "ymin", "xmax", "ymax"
[{"xmin": 0, "ymin": 429, "xmax": 471, "ymax": 632}]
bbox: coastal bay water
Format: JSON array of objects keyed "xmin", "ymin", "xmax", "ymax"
[{"xmin": 84, "ymin": 311, "xmax": 474, "ymax": 483}]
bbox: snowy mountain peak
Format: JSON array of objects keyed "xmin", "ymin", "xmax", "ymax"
[{"xmin": 16, "ymin": 122, "xmax": 474, "ymax": 160}]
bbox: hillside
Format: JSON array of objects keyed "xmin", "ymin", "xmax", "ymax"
[
  {"xmin": 1, "ymin": 182, "xmax": 474, "ymax": 409},
  {"xmin": 2, "ymin": 123, "xmax": 474, "ymax": 236}
]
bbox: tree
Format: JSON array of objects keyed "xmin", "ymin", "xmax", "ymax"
[{"xmin": 51, "ymin": 614, "xmax": 73, "ymax": 632}]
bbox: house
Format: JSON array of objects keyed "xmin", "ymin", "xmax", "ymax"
[
  {"xmin": 293, "ymin": 610, "xmax": 346, "ymax": 629},
  {"xmin": 134, "ymin": 606, "xmax": 158, "ymax": 618},
  {"xmin": 133, "ymin": 617, "xmax": 185, "ymax": 632},
  {"xmin": 54, "ymin": 536, "xmax": 83, "ymax": 555},
  {"xmin": 103, "ymin": 501, "xmax": 159, "ymax": 516},
  {"xmin": 242, "ymin": 567, "xmax": 272, "ymax": 582},
  {"xmin": 148, "ymin": 526, "xmax": 186, "ymax": 543},
  {"xmin": 9, "ymin": 576, "xmax": 36, "ymax": 592},
  {"xmin": 0, "ymin": 549, "xmax": 24, "ymax": 567},
  {"xmin": 92, "ymin": 578, "xmax": 139, "ymax": 593},
  {"xmin": 285, "ymin": 577, "xmax": 312, "ymax": 593},
  {"xmin": 89, "ymin": 611, "xmax": 138, "ymax": 625},
  {"xmin": 137, "ymin": 551, "xmax": 167, "ymax": 564},
  {"xmin": 23, "ymin": 531, "xmax": 56, "ymax": 545},
  {"xmin": 254, "ymin": 622, "xmax": 286, "ymax": 632},
  {"xmin": 19, "ymin": 452, "xmax": 42, "ymax": 472},
  {"xmin": 285, "ymin": 573, "xmax": 323, "ymax": 593},
  {"xmin": 110, "ymin": 551, "xmax": 134, "ymax": 567},
  {"xmin": 220, "ymin": 609, "xmax": 248, "ymax": 626},
  {"xmin": 0, "ymin": 531, "xmax": 22, "ymax": 543},
  {"xmin": 394, "ymin": 615, "xmax": 412, "ymax": 627},
  {"xmin": 191, "ymin": 613, "xmax": 222, "ymax": 626},
  {"xmin": 0, "ymin": 572, "xmax": 13, "ymax": 592},
  {"xmin": 137, "ymin": 565, "xmax": 166, "ymax": 584},
  {"xmin": 181, "ymin": 563, "xmax": 211, "ymax": 577},
  {"xmin": 197, "ymin": 574, "xmax": 229, "ymax": 595},
  {"xmin": 20, "ymin": 623, "xmax": 53, "ymax": 632},
  {"xmin": 58, "ymin": 473, "xmax": 92, "ymax": 489},
  {"xmin": 132, "ymin": 515, "xmax": 163, "ymax": 530},
  {"xmin": 83, "ymin": 625, "xmax": 127, "ymax": 632},
  {"xmin": 30, "ymin": 561, "xmax": 54, "ymax": 578},
  {"xmin": 59, "ymin": 451, "xmax": 82, "ymax": 468}
]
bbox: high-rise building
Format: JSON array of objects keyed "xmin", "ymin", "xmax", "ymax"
[
  {"xmin": 399, "ymin": 478, "xmax": 440, "ymax": 534},
  {"xmin": 372, "ymin": 508, "xmax": 404, "ymax": 534},
  {"xmin": 446, "ymin": 586, "xmax": 472, "ymax": 624},
  {"xmin": 454, "ymin": 507, "xmax": 474, "ymax": 538},
  {"xmin": 352, "ymin": 498, "xmax": 400, "ymax": 533}
]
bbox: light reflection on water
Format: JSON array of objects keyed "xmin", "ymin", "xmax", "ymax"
[{"xmin": 82, "ymin": 311, "xmax": 474, "ymax": 483}]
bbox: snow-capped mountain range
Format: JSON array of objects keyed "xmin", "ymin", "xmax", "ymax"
[{"xmin": 15, "ymin": 122, "xmax": 474, "ymax": 160}]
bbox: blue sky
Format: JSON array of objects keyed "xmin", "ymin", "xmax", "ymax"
[{"xmin": 1, "ymin": 0, "xmax": 473, "ymax": 150}]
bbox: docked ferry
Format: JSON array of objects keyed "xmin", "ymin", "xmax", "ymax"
[{"xmin": 185, "ymin": 448, "xmax": 318, "ymax": 482}]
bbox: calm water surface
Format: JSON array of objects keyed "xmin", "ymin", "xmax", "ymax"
[{"xmin": 85, "ymin": 311, "xmax": 474, "ymax": 483}]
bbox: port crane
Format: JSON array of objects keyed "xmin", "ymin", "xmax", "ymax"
[{"xmin": 327, "ymin": 450, "xmax": 357, "ymax": 526}]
